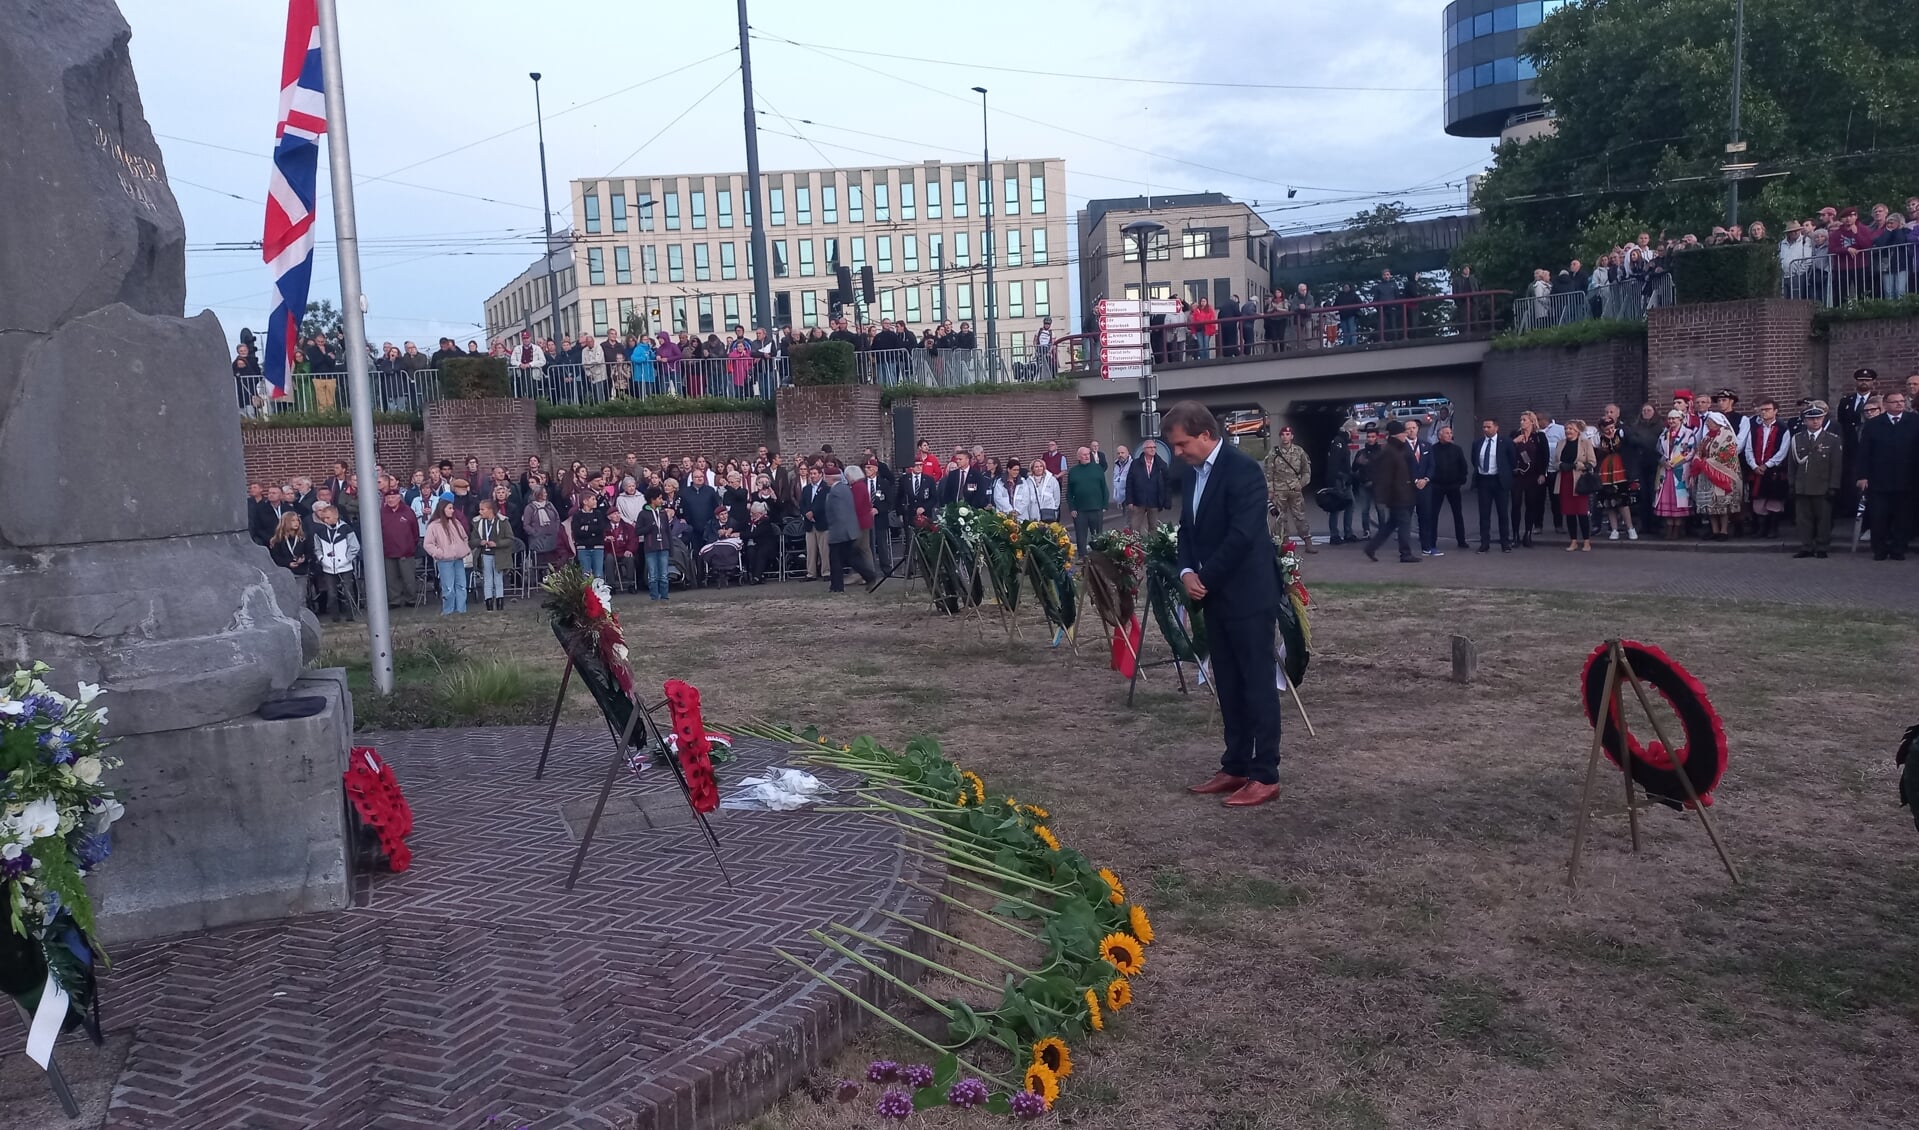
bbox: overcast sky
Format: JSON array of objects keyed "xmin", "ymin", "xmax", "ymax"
[{"xmin": 123, "ymin": 0, "xmax": 1492, "ymax": 348}]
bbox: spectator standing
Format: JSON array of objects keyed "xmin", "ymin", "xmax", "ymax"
[
  {"xmin": 472, "ymin": 499, "xmax": 517, "ymax": 610},
  {"xmin": 1405, "ymin": 426, "xmax": 1439, "ymax": 556},
  {"xmin": 423, "ymin": 499, "xmax": 470, "ymax": 615},
  {"xmin": 994, "ymin": 460, "xmax": 1039, "ymax": 520},
  {"xmin": 579, "ymin": 332, "xmax": 607, "ymax": 396},
  {"xmin": 862, "ymin": 456, "xmax": 894, "ymax": 573},
  {"xmin": 1655, "ymin": 409, "xmax": 1695, "ymax": 540},
  {"xmin": 1334, "ymin": 282, "xmax": 1361, "ymax": 345},
  {"xmin": 1040, "ymin": 440, "xmax": 1066, "ymax": 478},
  {"xmin": 1219, "ymin": 294, "xmax": 1241, "ymax": 358},
  {"xmin": 1109, "ymin": 445, "xmax": 1132, "ymax": 516},
  {"xmin": 1035, "ymin": 317, "xmax": 1056, "ymax": 376},
  {"xmin": 1323, "ymin": 426, "xmax": 1356, "ymax": 544},
  {"xmin": 1362, "ymin": 420, "xmax": 1417, "ymax": 563},
  {"xmin": 824, "ymin": 466, "xmax": 879, "ymax": 593},
  {"xmin": 1030, "ymin": 457, "xmax": 1063, "ymax": 523},
  {"xmin": 1690, "ymin": 413, "xmax": 1743, "ymax": 541},
  {"xmin": 1191, "ymin": 298, "xmax": 1218, "ymax": 359},
  {"xmin": 1511, "ymin": 412, "xmax": 1550, "ymax": 546},
  {"xmin": 1593, "ymin": 421, "xmax": 1639, "ymax": 540},
  {"xmin": 1557, "ymin": 420, "xmax": 1598, "ymax": 551},
  {"xmin": 569, "ymin": 492, "xmax": 610, "ymax": 580},
  {"xmin": 1855, "ymin": 391, "xmax": 1916, "ymax": 560},
  {"xmin": 1262, "ymin": 290, "xmax": 1286, "ymax": 354},
  {"xmin": 233, "ymin": 343, "xmax": 263, "ymax": 416},
  {"xmin": 1789, "ymin": 402, "xmax": 1842, "ymax": 557},
  {"xmin": 267, "ymin": 512, "xmax": 310, "ymax": 582},
  {"xmin": 1261, "ymin": 427, "xmax": 1313, "ymax": 550},
  {"xmin": 1125, "ymin": 444, "xmax": 1169, "ymax": 529},
  {"xmin": 1471, "ymin": 419, "xmax": 1514, "ymax": 552},
  {"xmin": 378, "ymin": 490, "xmax": 419, "ymax": 606},
  {"xmin": 304, "ymin": 333, "xmax": 340, "ymax": 411},
  {"xmin": 800, "ymin": 465, "xmax": 832, "ymax": 580},
  {"xmin": 1744, "ymin": 399, "xmax": 1791, "ymax": 538},
  {"xmin": 1239, "ymin": 294, "xmax": 1261, "ymax": 352},
  {"xmin": 679, "ymin": 469, "xmax": 720, "ymax": 553},
  {"xmin": 1066, "ymin": 446, "xmax": 1109, "ymax": 552},
  {"xmin": 1287, "ymin": 283, "xmax": 1316, "ymax": 351},
  {"xmin": 634, "ymin": 487, "xmax": 672, "ymax": 599},
  {"xmin": 1430, "ymin": 425, "xmax": 1469, "ymax": 550},
  {"xmin": 1351, "ymin": 426, "xmax": 1381, "ymax": 537}
]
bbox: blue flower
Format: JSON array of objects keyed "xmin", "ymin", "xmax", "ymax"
[
  {"xmin": 72, "ymin": 831, "xmax": 111, "ymax": 871},
  {"xmin": 0, "ymin": 850, "xmax": 32, "ymax": 880}
]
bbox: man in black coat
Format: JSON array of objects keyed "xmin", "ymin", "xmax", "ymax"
[
  {"xmin": 1470, "ymin": 418, "xmax": 1515, "ymax": 552},
  {"xmin": 1363, "ymin": 420, "xmax": 1418, "ymax": 562},
  {"xmin": 250, "ymin": 485, "xmax": 291, "ymax": 546},
  {"xmin": 1163, "ymin": 402, "xmax": 1282, "ymax": 809},
  {"xmin": 1431, "ymin": 425, "xmax": 1470, "ymax": 550},
  {"xmin": 1855, "ymin": 390, "xmax": 1918, "ymax": 560},
  {"xmin": 679, "ymin": 468, "xmax": 721, "ymax": 553},
  {"xmin": 1837, "ymin": 367, "xmax": 1878, "ymax": 519},
  {"xmin": 897, "ymin": 461, "xmax": 938, "ymax": 525},
  {"xmin": 1124, "ymin": 445, "xmax": 1170, "ymax": 528}
]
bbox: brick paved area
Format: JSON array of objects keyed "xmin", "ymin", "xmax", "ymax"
[
  {"xmin": 1302, "ymin": 537, "xmax": 1919, "ymax": 610},
  {"xmin": 93, "ymin": 729, "xmax": 936, "ymax": 1130}
]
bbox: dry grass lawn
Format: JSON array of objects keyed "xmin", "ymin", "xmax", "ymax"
[{"xmin": 325, "ymin": 576, "xmax": 1919, "ymax": 1130}]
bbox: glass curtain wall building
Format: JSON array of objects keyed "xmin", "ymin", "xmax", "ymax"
[{"xmin": 1443, "ymin": 0, "xmax": 1570, "ymax": 137}]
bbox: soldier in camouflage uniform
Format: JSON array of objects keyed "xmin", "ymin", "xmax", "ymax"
[{"xmin": 1263, "ymin": 426, "xmax": 1315, "ymax": 551}]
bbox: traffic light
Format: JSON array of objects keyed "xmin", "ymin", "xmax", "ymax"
[
  {"xmin": 860, "ymin": 265, "xmax": 877, "ymax": 305},
  {"xmin": 835, "ymin": 265, "xmax": 854, "ymax": 306}
]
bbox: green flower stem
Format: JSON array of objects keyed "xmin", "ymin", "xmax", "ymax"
[
  {"xmin": 938, "ymin": 872, "xmax": 1059, "ymax": 917},
  {"xmin": 900, "ymin": 879, "xmax": 1041, "ymax": 941},
  {"xmin": 900, "ymin": 844, "xmax": 1071, "ymax": 898},
  {"xmin": 915, "ymin": 837, "xmax": 1074, "ymax": 893},
  {"xmin": 807, "ymin": 930, "xmax": 954, "ymax": 1018},
  {"xmin": 826, "ymin": 923, "xmax": 1001, "ymax": 993},
  {"xmin": 877, "ymin": 910, "xmax": 1040, "ymax": 978},
  {"xmin": 865, "ymin": 812, "xmax": 1016, "ymax": 856},
  {"xmin": 865, "ymin": 783, "xmax": 966, "ymax": 811},
  {"xmin": 770, "ymin": 946, "xmax": 1014, "ymax": 1089}
]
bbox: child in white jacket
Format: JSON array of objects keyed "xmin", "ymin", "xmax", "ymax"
[{"xmin": 310, "ymin": 503, "xmax": 361, "ymax": 622}]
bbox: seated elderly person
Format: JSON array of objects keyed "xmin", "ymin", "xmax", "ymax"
[{"xmin": 743, "ymin": 500, "xmax": 782, "ymax": 583}]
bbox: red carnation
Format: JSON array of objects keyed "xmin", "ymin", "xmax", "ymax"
[{"xmin": 662, "ymin": 680, "xmax": 720, "ymax": 813}]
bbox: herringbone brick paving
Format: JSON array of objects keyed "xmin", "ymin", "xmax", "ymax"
[{"xmin": 95, "ymin": 729, "xmax": 936, "ymax": 1129}]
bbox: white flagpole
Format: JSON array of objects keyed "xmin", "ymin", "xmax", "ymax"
[{"xmin": 315, "ymin": 0, "xmax": 393, "ymax": 694}]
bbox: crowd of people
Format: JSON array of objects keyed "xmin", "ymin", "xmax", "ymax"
[
  {"xmin": 1137, "ymin": 270, "xmax": 1484, "ymax": 364},
  {"xmin": 1304, "ymin": 371, "xmax": 1919, "ymax": 561},
  {"xmin": 244, "ymin": 435, "xmax": 1149, "ymax": 619},
  {"xmin": 236, "ymin": 316, "xmax": 1055, "ymax": 414},
  {"xmin": 1520, "ymin": 197, "xmax": 1919, "ymax": 327}
]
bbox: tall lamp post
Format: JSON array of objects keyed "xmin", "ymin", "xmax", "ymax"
[
  {"xmin": 1119, "ymin": 219, "xmax": 1166, "ymax": 443},
  {"xmin": 530, "ymin": 73, "xmax": 565, "ymax": 344},
  {"xmin": 973, "ymin": 86, "xmax": 998, "ymax": 373},
  {"xmin": 1725, "ymin": 0, "xmax": 1746, "ymax": 227}
]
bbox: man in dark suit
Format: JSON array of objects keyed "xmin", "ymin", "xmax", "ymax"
[
  {"xmin": 897, "ymin": 461, "xmax": 938, "ymax": 525},
  {"xmin": 1405, "ymin": 426, "xmax": 1439, "ymax": 555},
  {"xmin": 1164, "ymin": 402, "xmax": 1283, "ymax": 809},
  {"xmin": 1471, "ymin": 418, "xmax": 1515, "ymax": 551},
  {"xmin": 939, "ymin": 452, "xmax": 990, "ymax": 509},
  {"xmin": 1855, "ymin": 390, "xmax": 1917, "ymax": 560},
  {"xmin": 1125, "ymin": 445, "xmax": 1170, "ymax": 528},
  {"xmin": 1363, "ymin": 420, "xmax": 1419, "ymax": 562},
  {"xmin": 1837, "ymin": 367, "xmax": 1877, "ymax": 519}
]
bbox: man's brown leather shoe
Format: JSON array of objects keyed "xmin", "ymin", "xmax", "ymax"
[
  {"xmin": 1188, "ymin": 772, "xmax": 1248, "ymax": 795},
  {"xmin": 1223, "ymin": 781, "xmax": 1280, "ymax": 807}
]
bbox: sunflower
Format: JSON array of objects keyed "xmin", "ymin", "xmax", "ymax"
[
  {"xmin": 1082, "ymin": 988, "xmax": 1104, "ymax": 1031},
  {"xmin": 1022, "ymin": 1061, "xmax": 1060, "ymax": 1108},
  {"xmin": 1105, "ymin": 976, "xmax": 1132, "ymax": 1011},
  {"xmin": 1098, "ymin": 931, "xmax": 1146, "ymax": 976},
  {"xmin": 1098, "ymin": 868, "xmax": 1126, "ymax": 905},
  {"xmin": 1129, "ymin": 904, "xmax": 1155, "ymax": 945},
  {"xmin": 1022, "ymin": 803, "xmax": 1050, "ymax": 820},
  {"xmin": 1030, "ymin": 1036, "xmax": 1073, "ymax": 1079},
  {"xmin": 960, "ymin": 770, "xmax": 986, "ymax": 806},
  {"xmin": 1033, "ymin": 825, "xmax": 1062, "ymax": 852}
]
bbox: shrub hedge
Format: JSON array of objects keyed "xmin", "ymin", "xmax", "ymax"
[{"xmin": 789, "ymin": 341, "xmax": 856, "ymax": 385}]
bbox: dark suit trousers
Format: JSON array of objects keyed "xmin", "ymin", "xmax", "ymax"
[
  {"xmin": 1204, "ymin": 609, "xmax": 1282, "ymax": 785},
  {"xmin": 1436, "ymin": 487, "xmax": 1467, "ymax": 546},
  {"xmin": 1866, "ymin": 490, "xmax": 1910, "ymax": 556},
  {"xmin": 1414, "ymin": 486, "xmax": 1438, "ymax": 551},
  {"xmin": 1476, "ymin": 481, "xmax": 1512, "ymax": 548},
  {"xmin": 1365, "ymin": 506, "xmax": 1415, "ymax": 559}
]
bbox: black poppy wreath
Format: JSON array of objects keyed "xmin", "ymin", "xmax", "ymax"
[
  {"xmin": 1579, "ymin": 640, "xmax": 1727, "ymax": 809},
  {"xmin": 732, "ymin": 723, "xmax": 1155, "ymax": 1121}
]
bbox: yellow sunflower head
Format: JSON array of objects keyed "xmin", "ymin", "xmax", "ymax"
[
  {"xmin": 953, "ymin": 786, "xmax": 970, "ymax": 807},
  {"xmin": 1106, "ymin": 976, "xmax": 1132, "ymax": 1011},
  {"xmin": 960, "ymin": 770, "xmax": 986, "ymax": 806},
  {"xmin": 1023, "ymin": 803, "xmax": 1050, "ymax": 820},
  {"xmin": 1098, "ymin": 931, "xmax": 1146, "ymax": 976},
  {"xmin": 1098, "ymin": 868, "xmax": 1125, "ymax": 905},
  {"xmin": 1083, "ymin": 988, "xmax": 1104, "ymax": 1031},
  {"xmin": 1034, "ymin": 825, "xmax": 1062, "ymax": 852},
  {"xmin": 1030, "ymin": 1036, "xmax": 1073, "ymax": 1079},
  {"xmin": 1022, "ymin": 1061, "xmax": 1060, "ymax": 1108},
  {"xmin": 1129, "ymin": 904, "xmax": 1155, "ymax": 945}
]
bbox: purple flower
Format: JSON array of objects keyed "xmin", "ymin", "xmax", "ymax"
[
  {"xmin": 875, "ymin": 1090, "xmax": 914, "ymax": 1120},
  {"xmin": 833, "ymin": 1079, "xmax": 861, "ymax": 1103},
  {"xmin": 1010, "ymin": 1090, "xmax": 1048, "ymax": 1119},
  {"xmin": 0, "ymin": 851, "xmax": 32, "ymax": 880},
  {"xmin": 866, "ymin": 1059, "xmax": 900, "ymax": 1083},
  {"xmin": 902, "ymin": 1063, "xmax": 934, "ymax": 1088},
  {"xmin": 947, "ymin": 1077, "xmax": 989, "ymax": 1108},
  {"xmin": 72, "ymin": 831, "xmax": 111, "ymax": 871},
  {"xmin": 22, "ymin": 695, "xmax": 63, "ymax": 723}
]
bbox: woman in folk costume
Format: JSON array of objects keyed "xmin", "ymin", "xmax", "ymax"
[
  {"xmin": 1688, "ymin": 411, "xmax": 1743, "ymax": 540},
  {"xmin": 1654, "ymin": 408, "xmax": 1694, "ymax": 540},
  {"xmin": 1743, "ymin": 399, "xmax": 1792, "ymax": 538}
]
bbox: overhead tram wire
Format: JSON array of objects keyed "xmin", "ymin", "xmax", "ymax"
[
  {"xmin": 605, "ymin": 66, "xmax": 741, "ymax": 177},
  {"xmin": 748, "ymin": 34, "xmax": 1435, "ymax": 93},
  {"xmin": 157, "ymin": 132, "xmax": 545, "ymax": 213}
]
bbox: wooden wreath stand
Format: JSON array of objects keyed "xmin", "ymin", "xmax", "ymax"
[
  {"xmin": 535, "ymin": 630, "xmax": 731, "ymax": 891},
  {"xmin": 1566, "ymin": 639, "xmax": 1741, "ymax": 890}
]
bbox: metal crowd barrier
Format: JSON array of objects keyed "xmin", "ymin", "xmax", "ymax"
[
  {"xmin": 853, "ymin": 346, "xmax": 1055, "ymax": 388},
  {"xmin": 1510, "ymin": 277, "xmax": 1674, "ymax": 330},
  {"xmin": 1782, "ymin": 239, "xmax": 1915, "ymax": 306},
  {"xmin": 238, "ymin": 358, "xmax": 786, "ymax": 417}
]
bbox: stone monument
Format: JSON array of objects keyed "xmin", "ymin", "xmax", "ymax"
[{"xmin": 0, "ymin": 1, "xmax": 352, "ymax": 941}]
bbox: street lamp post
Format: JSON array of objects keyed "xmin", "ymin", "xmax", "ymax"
[
  {"xmin": 1119, "ymin": 219, "xmax": 1167, "ymax": 443},
  {"xmin": 973, "ymin": 86, "xmax": 998, "ymax": 375},
  {"xmin": 530, "ymin": 73, "xmax": 565, "ymax": 344}
]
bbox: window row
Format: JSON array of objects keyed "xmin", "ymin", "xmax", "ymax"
[
  {"xmin": 578, "ymin": 229, "xmax": 1053, "ymax": 285},
  {"xmin": 628, "ymin": 281, "xmax": 1053, "ymax": 337},
  {"xmin": 1443, "ymin": 0, "xmax": 1570, "ymax": 50},
  {"xmin": 579, "ymin": 171, "xmax": 1050, "ymax": 234},
  {"xmin": 1446, "ymin": 55, "xmax": 1539, "ymax": 96}
]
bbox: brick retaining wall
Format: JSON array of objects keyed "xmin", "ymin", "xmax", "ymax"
[
  {"xmin": 775, "ymin": 385, "xmax": 884, "ymax": 458},
  {"xmin": 1825, "ymin": 316, "xmax": 1919, "ymax": 401},
  {"xmin": 545, "ymin": 411, "xmax": 775, "ymax": 471},
  {"xmin": 1477, "ymin": 337, "xmax": 1648, "ymax": 427},
  {"xmin": 424, "ymin": 398, "xmax": 539, "ymax": 474},
  {"xmin": 1647, "ymin": 298, "xmax": 1816, "ymax": 408},
  {"xmin": 893, "ymin": 390, "xmax": 1093, "ymax": 460},
  {"xmin": 241, "ymin": 424, "xmax": 419, "ymax": 487}
]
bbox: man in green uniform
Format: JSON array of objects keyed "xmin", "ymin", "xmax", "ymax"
[{"xmin": 1263, "ymin": 426, "xmax": 1315, "ymax": 551}]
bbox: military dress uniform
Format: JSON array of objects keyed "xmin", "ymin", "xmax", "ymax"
[{"xmin": 1263, "ymin": 442, "xmax": 1314, "ymax": 549}]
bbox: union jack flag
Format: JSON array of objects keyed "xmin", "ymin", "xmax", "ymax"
[{"xmin": 262, "ymin": 0, "xmax": 326, "ymax": 400}]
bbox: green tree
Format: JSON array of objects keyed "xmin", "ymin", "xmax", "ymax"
[
  {"xmin": 300, "ymin": 299, "xmax": 343, "ymax": 347},
  {"xmin": 1456, "ymin": 0, "xmax": 1919, "ymax": 292}
]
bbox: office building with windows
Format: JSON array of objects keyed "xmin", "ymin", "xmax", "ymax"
[
  {"xmin": 482, "ymin": 244, "xmax": 578, "ymax": 347},
  {"xmin": 1075, "ymin": 193, "xmax": 1274, "ymax": 332},
  {"xmin": 1442, "ymin": 0, "xmax": 1570, "ymax": 139},
  {"xmin": 486, "ymin": 158, "xmax": 1070, "ymax": 357}
]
